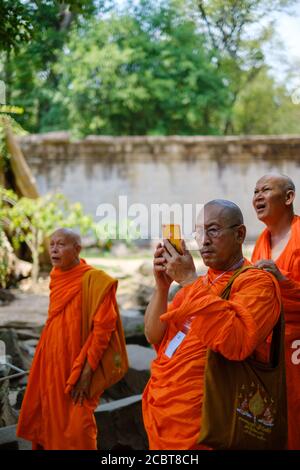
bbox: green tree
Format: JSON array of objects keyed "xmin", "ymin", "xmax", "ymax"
[
  {"xmin": 1, "ymin": 0, "xmax": 298, "ymax": 136},
  {"xmin": 55, "ymin": 0, "xmax": 230, "ymax": 135},
  {"xmin": 0, "ymin": 114, "xmax": 27, "ymax": 177},
  {"xmin": 0, "ymin": 0, "xmax": 108, "ymax": 129},
  {"xmin": 232, "ymin": 68, "xmax": 300, "ymax": 134},
  {"xmin": 196, "ymin": 0, "xmax": 297, "ymax": 133},
  {"xmin": 0, "ymin": 0, "xmax": 102, "ymax": 53},
  {"xmin": 0, "ymin": 1, "xmax": 33, "ymax": 52},
  {"xmin": 0, "ymin": 189, "xmax": 93, "ymax": 284},
  {"xmin": 0, "ymin": 225, "xmax": 10, "ymax": 288}
]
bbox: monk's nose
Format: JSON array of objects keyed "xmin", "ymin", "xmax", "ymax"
[
  {"xmin": 254, "ymin": 190, "xmax": 263, "ymax": 199},
  {"xmin": 203, "ymin": 234, "xmax": 211, "ymax": 245},
  {"xmin": 253, "ymin": 195, "xmax": 261, "ymax": 204}
]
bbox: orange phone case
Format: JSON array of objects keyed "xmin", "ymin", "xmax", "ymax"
[{"xmin": 162, "ymin": 224, "xmax": 183, "ymax": 254}]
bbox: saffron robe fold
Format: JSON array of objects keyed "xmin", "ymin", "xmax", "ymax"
[
  {"xmin": 65, "ymin": 268, "xmax": 121, "ymax": 398},
  {"xmin": 252, "ymin": 214, "xmax": 300, "ymax": 450},
  {"xmin": 16, "ymin": 259, "xmax": 117, "ymax": 450},
  {"xmin": 142, "ymin": 260, "xmax": 281, "ymax": 450}
]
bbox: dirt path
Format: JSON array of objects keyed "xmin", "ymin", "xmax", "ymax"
[
  {"xmin": 0, "ymin": 257, "xmax": 149, "ymax": 327},
  {"xmin": 0, "ymin": 291, "xmax": 49, "ymax": 327}
]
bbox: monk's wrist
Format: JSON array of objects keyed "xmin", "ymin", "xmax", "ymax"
[
  {"xmin": 83, "ymin": 361, "xmax": 93, "ymax": 376},
  {"xmin": 179, "ymin": 272, "xmax": 198, "ymax": 287},
  {"xmin": 155, "ymin": 286, "xmax": 170, "ymax": 296}
]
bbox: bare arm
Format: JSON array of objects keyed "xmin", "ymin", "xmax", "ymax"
[
  {"xmin": 144, "ymin": 287, "xmax": 169, "ymax": 345},
  {"xmin": 145, "ymin": 240, "xmax": 198, "ymax": 344},
  {"xmin": 144, "ymin": 243, "xmax": 172, "ymax": 345}
]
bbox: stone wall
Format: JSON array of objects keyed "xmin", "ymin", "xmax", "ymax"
[{"xmin": 17, "ymin": 133, "xmax": 300, "ymax": 240}]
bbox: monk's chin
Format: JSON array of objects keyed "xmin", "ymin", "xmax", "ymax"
[
  {"xmin": 255, "ymin": 210, "xmax": 267, "ymax": 221},
  {"xmin": 201, "ymin": 254, "xmax": 215, "ymax": 266},
  {"xmin": 204, "ymin": 262, "xmax": 216, "ymax": 269},
  {"xmin": 51, "ymin": 260, "xmax": 62, "ymax": 268}
]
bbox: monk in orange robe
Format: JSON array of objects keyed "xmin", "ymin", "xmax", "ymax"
[
  {"xmin": 16, "ymin": 228, "xmax": 119, "ymax": 450},
  {"xmin": 251, "ymin": 174, "xmax": 300, "ymax": 450},
  {"xmin": 142, "ymin": 200, "xmax": 282, "ymax": 450}
]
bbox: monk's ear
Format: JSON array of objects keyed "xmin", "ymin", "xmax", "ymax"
[
  {"xmin": 74, "ymin": 243, "xmax": 82, "ymax": 256},
  {"xmin": 236, "ymin": 225, "xmax": 246, "ymax": 244},
  {"xmin": 285, "ymin": 190, "xmax": 295, "ymax": 207}
]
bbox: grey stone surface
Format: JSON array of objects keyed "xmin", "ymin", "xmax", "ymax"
[
  {"xmin": 120, "ymin": 309, "xmax": 145, "ymax": 338},
  {"xmin": 14, "ymin": 329, "xmax": 40, "ymax": 341},
  {"xmin": 17, "ymin": 133, "xmax": 300, "ymax": 240},
  {"xmin": 97, "ymin": 394, "xmax": 142, "ymax": 412},
  {"xmin": 0, "ymin": 329, "xmax": 30, "ymax": 370},
  {"xmin": 0, "ymin": 398, "xmax": 147, "ymax": 450},
  {"xmin": 95, "ymin": 395, "xmax": 148, "ymax": 450},
  {"xmin": 0, "ymin": 290, "xmax": 15, "ymax": 306},
  {"xmin": 126, "ymin": 344, "xmax": 155, "ymax": 371},
  {"xmin": 136, "ymin": 284, "xmax": 154, "ymax": 309},
  {"xmin": 0, "ymin": 424, "xmax": 31, "ymax": 450},
  {"xmin": 19, "ymin": 339, "xmax": 38, "ymax": 358},
  {"xmin": 137, "ymin": 262, "xmax": 153, "ymax": 277},
  {"xmin": 0, "ymin": 292, "xmax": 48, "ymax": 328}
]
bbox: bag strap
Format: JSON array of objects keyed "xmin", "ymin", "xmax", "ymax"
[
  {"xmin": 220, "ymin": 265, "xmax": 256, "ymax": 300},
  {"xmin": 220, "ymin": 264, "xmax": 283, "ymax": 368}
]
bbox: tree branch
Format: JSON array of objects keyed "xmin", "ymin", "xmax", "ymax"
[{"xmin": 197, "ymin": 1, "xmax": 219, "ymax": 52}]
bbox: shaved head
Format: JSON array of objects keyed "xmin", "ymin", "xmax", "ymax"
[
  {"xmin": 51, "ymin": 228, "xmax": 81, "ymax": 247},
  {"xmin": 196, "ymin": 199, "xmax": 246, "ymax": 270},
  {"xmin": 49, "ymin": 228, "xmax": 82, "ymax": 271},
  {"xmin": 204, "ymin": 199, "xmax": 244, "ymax": 226},
  {"xmin": 256, "ymin": 174, "xmax": 295, "ymax": 193},
  {"xmin": 253, "ymin": 173, "xmax": 295, "ymax": 223}
]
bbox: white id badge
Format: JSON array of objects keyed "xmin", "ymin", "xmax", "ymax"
[{"xmin": 164, "ymin": 331, "xmax": 186, "ymax": 358}]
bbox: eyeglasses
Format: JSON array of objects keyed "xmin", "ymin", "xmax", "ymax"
[{"xmin": 192, "ymin": 224, "xmax": 240, "ymax": 240}]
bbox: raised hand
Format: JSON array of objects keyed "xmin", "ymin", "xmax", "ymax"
[
  {"xmin": 254, "ymin": 259, "xmax": 286, "ymax": 281},
  {"xmin": 153, "ymin": 242, "xmax": 173, "ymax": 291},
  {"xmin": 162, "ymin": 239, "xmax": 198, "ymax": 287}
]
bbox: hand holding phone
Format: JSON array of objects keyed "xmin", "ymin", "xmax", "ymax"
[{"xmin": 162, "ymin": 224, "xmax": 183, "ymax": 255}]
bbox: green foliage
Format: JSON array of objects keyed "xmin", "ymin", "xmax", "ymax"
[
  {"xmin": 0, "ymin": 190, "xmax": 93, "ymax": 251},
  {"xmin": 0, "ymin": 225, "xmax": 10, "ymax": 288},
  {"xmin": 54, "ymin": 1, "xmax": 230, "ymax": 135},
  {"xmin": 0, "ymin": 125, "xmax": 7, "ymax": 171},
  {"xmin": 0, "ymin": 0, "xmax": 108, "ymax": 131},
  {"xmin": 0, "ymin": 0, "xmax": 102, "ymax": 52},
  {"xmin": 1, "ymin": 0, "xmax": 230, "ymax": 135},
  {"xmin": 0, "ymin": 115, "xmax": 27, "ymax": 171},
  {"xmin": 0, "ymin": 1, "xmax": 33, "ymax": 52},
  {"xmin": 94, "ymin": 218, "xmax": 141, "ymax": 251},
  {"xmin": 232, "ymin": 68, "xmax": 300, "ymax": 134},
  {"xmin": 0, "ymin": 188, "xmax": 94, "ymax": 283},
  {"xmin": 0, "ymin": 0, "xmax": 298, "ymax": 136},
  {"xmin": 196, "ymin": 0, "xmax": 297, "ymax": 132}
]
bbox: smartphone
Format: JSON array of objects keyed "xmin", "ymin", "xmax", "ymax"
[{"xmin": 162, "ymin": 224, "xmax": 183, "ymax": 254}]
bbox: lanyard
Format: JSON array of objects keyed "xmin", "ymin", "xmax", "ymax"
[{"xmin": 205, "ymin": 257, "xmax": 245, "ymax": 287}]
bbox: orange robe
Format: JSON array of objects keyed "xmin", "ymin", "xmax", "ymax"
[
  {"xmin": 16, "ymin": 259, "xmax": 117, "ymax": 450},
  {"xmin": 142, "ymin": 260, "xmax": 281, "ymax": 450},
  {"xmin": 252, "ymin": 214, "xmax": 300, "ymax": 450}
]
